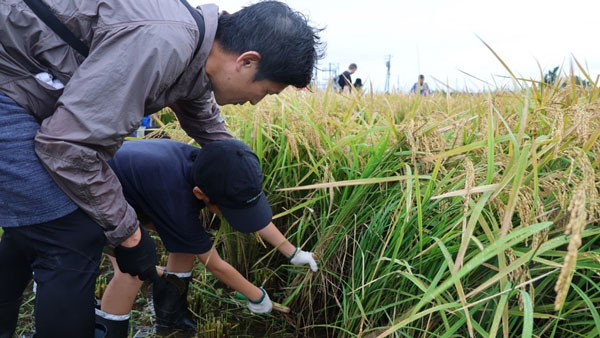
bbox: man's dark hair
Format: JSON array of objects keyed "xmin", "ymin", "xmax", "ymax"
[
  {"xmin": 419, "ymin": 74, "xmax": 425, "ymax": 79},
  {"xmin": 349, "ymin": 63, "xmax": 357, "ymax": 70},
  {"xmin": 216, "ymin": 1, "xmax": 324, "ymax": 88}
]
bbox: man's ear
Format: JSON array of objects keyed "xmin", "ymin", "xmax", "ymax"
[
  {"xmin": 235, "ymin": 51, "xmax": 261, "ymax": 71},
  {"xmin": 193, "ymin": 186, "xmax": 208, "ymax": 201}
]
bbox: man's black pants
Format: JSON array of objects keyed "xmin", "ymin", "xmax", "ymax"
[{"xmin": 0, "ymin": 209, "xmax": 105, "ymax": 338}]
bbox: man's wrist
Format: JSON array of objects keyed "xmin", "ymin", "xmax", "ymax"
[{"xmin": 120, "ymin": 226, "xmax": 141, "ymax": 248}]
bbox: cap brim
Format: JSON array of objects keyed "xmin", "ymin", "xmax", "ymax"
[{"xmin": 219, "ymin": 192, "xmax": 272, "ymax": 233}]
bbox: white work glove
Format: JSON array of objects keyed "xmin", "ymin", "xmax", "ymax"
[
  {"xmin": 289, "ymin": 248, "xmax": 318, "ymax": 272},
  {"xmin": 246, "ymin": 287, "xmax": 272, "ymax": 314}
]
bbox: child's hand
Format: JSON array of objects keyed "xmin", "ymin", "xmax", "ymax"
[
  {"xmin": 246, "ymin": 287, "xmax": 272, "ymax": 314},
  {"xmin": 289, "ymin": 248, "xmax": 318, "ymax": 272}
]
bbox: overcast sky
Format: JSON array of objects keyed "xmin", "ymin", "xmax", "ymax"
[{"xmin": 190, "ymin": 0, "xmax": 600, "ymax": 92}]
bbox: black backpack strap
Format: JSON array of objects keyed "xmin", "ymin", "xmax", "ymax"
[
  {"xmin": 23, "ymin": 0, "xmax": 89, "ymax": 57},
  {"xmin": 23, "ymin": 0, "xmax": 205, "ymax": 59},
  {"xmin": 178, "ymin": 0, "xmax": 205, "ymax": 57}
]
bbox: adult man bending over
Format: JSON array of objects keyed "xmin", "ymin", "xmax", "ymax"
[{"xmin": 0, "ymin": 1, "xmax": 322, "ymax": 336}]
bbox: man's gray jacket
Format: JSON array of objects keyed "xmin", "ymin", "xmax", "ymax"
[{"xmin": 0, "ymin": 0, "xmax": 231, "ymax": 244}]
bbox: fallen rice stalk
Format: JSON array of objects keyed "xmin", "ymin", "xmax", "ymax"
[
  {"xmin": 277, "ymin": 175, "xmax": 431, "ymax": 191},
  {"xmin": 430, "ymin": 184, "xmax": 500, "ymax": 200},
  {"xmin": 450, "ymin": 268, "xmax": 560, "ymax": 314}
]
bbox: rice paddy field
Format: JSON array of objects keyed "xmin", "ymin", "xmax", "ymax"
[{"xmin": 13, "ymin": 70, "xmax": 600, "ymax": 337}]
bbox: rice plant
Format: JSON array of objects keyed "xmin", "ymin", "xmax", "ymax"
[{"xmin": 150, "ymin": 72, "xmax": 599, "ymax": 337}]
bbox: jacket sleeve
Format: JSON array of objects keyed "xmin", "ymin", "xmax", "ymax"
[
  {"xmin": 171, "ymin": 91, "xmax": 232, "ymax": 146},
  {"xmin": 34, "ymin": 24, "xmax": 196, "ymax": 245}
]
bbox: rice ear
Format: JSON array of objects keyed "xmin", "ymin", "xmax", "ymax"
[{"xmin": 554, "ymin": 183, "xmax": 587, "ymax": 311}]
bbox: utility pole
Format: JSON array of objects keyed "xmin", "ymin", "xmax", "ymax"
[{"xmin": 384, "ymin": 55, "xmax": 392, "ymax": 93}]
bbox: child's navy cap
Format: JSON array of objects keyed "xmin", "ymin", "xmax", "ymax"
[{"xmin": 192, "ymin": 139, "xmax": 272, "ymax": 233}]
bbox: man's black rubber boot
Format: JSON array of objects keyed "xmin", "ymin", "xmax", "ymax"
[
  {"xmin": 94, "ymin": 306, "xmax": 130, "ymax": 338},
  {"xmin": 152, "ymin": 274, "xmax": 195, "ymax": 331},
  {"xmin": 0, "ymin": 297, "xmax": 21, "ymax": 338}
]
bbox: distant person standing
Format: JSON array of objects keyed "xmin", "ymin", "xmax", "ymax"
[
  {"xmin": 337, "ymin": 63, "xmax": 357, "ymax": 93},
  {"xmin": 410, "ymin": 74, "xmax": 431, "ymax": 96}
]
